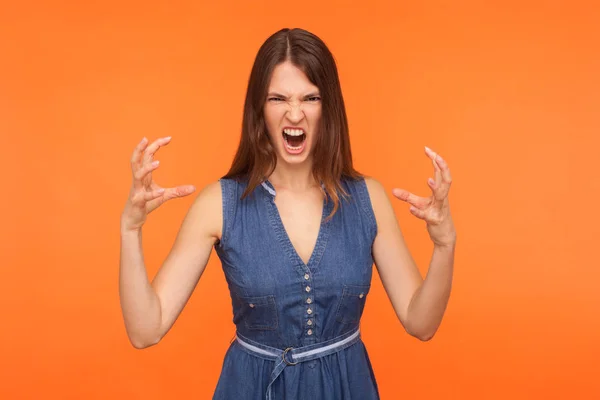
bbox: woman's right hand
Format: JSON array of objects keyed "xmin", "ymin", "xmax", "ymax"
[{"xmin": 121, "ymin": 136, "xmax": 196, "ymax": 233}]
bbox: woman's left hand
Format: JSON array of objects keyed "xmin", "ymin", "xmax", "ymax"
[{"xmin": 392, "ymin": 146, "xmax": 456, "ymax": 248}]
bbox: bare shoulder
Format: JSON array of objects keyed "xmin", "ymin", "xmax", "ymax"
[
  {"xmin": 363, "ymin": 176, "xmax": 392, "ymax": 222},
  {"xmin": 193, "ymin": 179, "xmax": 223, "ymax": 205},
  {"xmin": 363, "ymin": 176, "xmax": 386, "ymax": 199},
  {"xmin": 180, "ymin": 180, "xmax": 223, "ymax": 242}
]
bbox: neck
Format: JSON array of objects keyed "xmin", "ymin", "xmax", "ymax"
[{"xmin": 268, "ymin": 159, "xmax": 318, "ymax": 191}]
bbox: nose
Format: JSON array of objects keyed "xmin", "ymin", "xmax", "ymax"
[{"xmin": 286, "ymin": 101, "xmax": 305, "ymax": 122}]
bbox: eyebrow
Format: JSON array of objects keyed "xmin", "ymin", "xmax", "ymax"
[{"xmin": 267, "ymin": 92, "xmax": 321, "ymax": 98}]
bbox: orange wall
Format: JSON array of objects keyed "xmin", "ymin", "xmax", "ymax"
[{"xmin": 1, "ymin": 1, "xmax": 599, "ymax": 399}]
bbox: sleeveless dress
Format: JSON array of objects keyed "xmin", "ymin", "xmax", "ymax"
[{"xmin": 212, "ymin": 177, "xmax": 380, "ymax": 399}]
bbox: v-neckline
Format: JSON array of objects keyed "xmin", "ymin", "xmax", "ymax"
[{"xmin": 263, "ymin": 180, "xmax": 331, "ymax": 269}]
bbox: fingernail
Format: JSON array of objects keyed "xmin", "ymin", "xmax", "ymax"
[
  {"xmin": 157, "ymin": 188, "xmax": 165, "ymax": 193},
  {"xmin": 141, "ymin": 137, "xmax": 147, "ymax": 143},
  {"xmin": 425, "ymin": 146, "xmax": 430, "ymax": 152},
  {"xmin": 428, "ymin": 178, "xmax": 435, "ymax": 186}
]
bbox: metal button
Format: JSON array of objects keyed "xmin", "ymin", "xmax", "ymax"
[
  {"xmin": 307, "ymin": 319, "xmax": 313, "ymax": 326},
  {"xmin": 359, "ymin": 293, "xmax": 364, "ymax": 298},
  {"xmin": 307, "ymin": 308, "xmax": 313, "ymax": 315},
  {"xmin": 249, "ymin": 303, "xmax": 255, "ymax": 308},
  {"xmin": 305, "ymin": 286, "xmax": 311, "ymax": 292},
  {"xmin": 307, "ymin": 329, "xmax": 313, "ymax": 335},
  {"xmin": 306, "ymin": 298, "xmax": 312, "ymax": 304},
  {"xmin": 304, "ymin": 273, "xmax": 310, "ymax": 280}
]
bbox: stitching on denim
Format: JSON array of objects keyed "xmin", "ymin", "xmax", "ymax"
[
  {"xmin": 239, "ymin": 294, "xmax": 278, "ymax": 331},
  {"xmin": 263, "ymin": 191, "xmax": 312, "ymax": 280},
  {"xmin": 335, "ymin": 284, "xmax": 370, "ymax": 324},
  {"xmin": 356, "ymin": 177, "xmax": 378, "ymax": 241},
  {"xmin": 218, "ymin": 179, "xmax": 237, "ymax": 247},
  {"xmin": 293, "ymin": 328, "xmax": 360, "ymax": 359},
  {"xmin": 264, "ymin": 193, "xmax": 297, "ymax": 267},
  {"xmin": 308, "ymin": 198, "xmax": 332, "ymax": 270},
  {"xmin": 262, "ymin": 178, "xmax": 331, "ymax": 271}
]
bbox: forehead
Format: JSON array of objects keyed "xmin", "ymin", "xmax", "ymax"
[{"xmin": 268, "ymin": 61, "xmax": 319, "ymax": 94}]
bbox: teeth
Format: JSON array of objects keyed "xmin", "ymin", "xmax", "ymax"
[{"xmin": 283, "ymin": 128, "xmax": 305, "ymax": 136}]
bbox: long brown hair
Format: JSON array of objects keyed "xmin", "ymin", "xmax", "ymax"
[{"xmin": 222, "ymin": 28, "xmax": 363, "ymax": 219}]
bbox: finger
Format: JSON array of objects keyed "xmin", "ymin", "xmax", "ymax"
[
  {"xmin": 164, "ymin": 184, "xmax": 197, "ymax": 200},
  {"xmin": 130, "ymin": 137, "xmax": 149, "ymax": 170},
  {"xmin": 392, "ymin": 188, "xmax": 429, "ymax": 208},
  {"xmin": 432, "ymin": 154, "xmax": 452, "ymax": 199},
  {"xmin": 131, "ymin": 187, "xmax": 164, "ymax": 206},
  {"xmin": 435, "ymin": 153, "xmax": 453, "ymax": 188},
  {"xmin": 409, "ymin": 205, "xmax": 426, "ymax": 220},
  {"xmin": 424, "ymin": 146, "xmax": 436, "ymax": 162},
  {"xmin": 143, "ymin": 187, "xmax": 166, "ymax": 201},
  {"xmin": 133, "ymin": 159, "xmax": 160, "ymax": 187},
  {"xmin": 425, "ymin": 146, "xmax": 449, "ymax": 199},
  {"xmin": 143, "ymin": 136, "xmax": 172, "ymax": 164},
  {"xmin": 425, "ymin": 146, "xmax": 443, "ymax": 183},
  {"xmin": 427, "ymin": 177, "xmax": 436, "ymax": 189},
  {"xmin": 146, "ymin": 184, "xmax": 196, "ymax": 210}
]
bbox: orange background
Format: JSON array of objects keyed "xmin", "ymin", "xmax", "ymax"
[{"xmin": 1, "ymin": 1, "xmax": 599, "ymax": 399}]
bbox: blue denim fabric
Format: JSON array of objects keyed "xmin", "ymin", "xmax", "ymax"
[{"xmin": 213, "ymin": 177, "xmax": 380, "ymax": 399}]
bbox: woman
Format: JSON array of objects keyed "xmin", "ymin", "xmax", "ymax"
[{"xmin": 119, "ymin": 28, "xmax": 456, "ymax": 399}]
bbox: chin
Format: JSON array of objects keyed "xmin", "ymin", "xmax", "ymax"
[
  {"xmin": 278, "ymin": 151, "xmax": 311, "ymax": 166},
  {"xmin": 276, "ymin": 140, "xmax": 313, "ymax": 165}
]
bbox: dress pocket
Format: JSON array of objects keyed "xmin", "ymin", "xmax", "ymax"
[
  {"xmin": 232, "ymin": 293, "xmax": 279, "ymax": 331},
  {"xmin": 335, "ymin": 284, "xmax": 370, "ymax": 324}
]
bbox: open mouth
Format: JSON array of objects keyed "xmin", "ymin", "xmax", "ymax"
[{"xmin": 282, "ymin": 128, "xmax": 306, "ymax": 150}]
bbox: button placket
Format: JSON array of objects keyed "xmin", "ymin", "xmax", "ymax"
[{"xmin": 303, "ymin": 269, "xmax": 315, "ymax": 337}]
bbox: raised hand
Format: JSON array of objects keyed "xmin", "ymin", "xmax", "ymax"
[
  {"xmin": 392, "ymin": 146, "xmax": 456, "ymax": 247},
  {"xmin": 120, "ymin": 136, "xmax": 196, "ymax": 232}
]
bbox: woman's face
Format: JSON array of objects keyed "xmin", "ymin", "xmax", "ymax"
[{"xmin": 263, "ymin": 60, "xmax": 322, "ymax": 167}]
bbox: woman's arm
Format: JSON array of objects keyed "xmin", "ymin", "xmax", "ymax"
[
  {"xmin": 119, "ymin": 181, "xmax": 222, "ymax": 349},
  {"xmin": 366, "ymin": 175, "xmax": 456, "ymax": 341},
  {"xmin": 405, "ymin": 241, "xmax": 455, "ymax": 341}
]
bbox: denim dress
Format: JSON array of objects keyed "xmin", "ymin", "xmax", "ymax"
[{"xmin": 212, "ymin": 176, "xmax": 380, "ymax": 399}]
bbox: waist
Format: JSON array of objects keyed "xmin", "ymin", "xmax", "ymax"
[
  {"xmin": 234, "ymin": 326, "xmax": 361, "ymax": 365},
  {"xmin": 235, "ymin": 327, "xmax": 362, "ymax": 399}
]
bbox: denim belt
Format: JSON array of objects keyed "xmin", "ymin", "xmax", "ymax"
[{"xmin": 234, "ymin": 327, "xmax": 361, "ymax": 400}]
